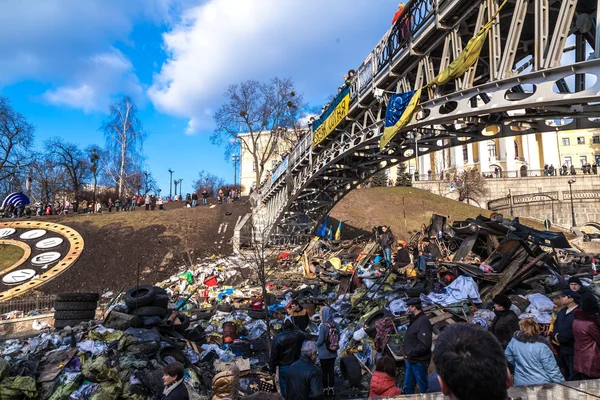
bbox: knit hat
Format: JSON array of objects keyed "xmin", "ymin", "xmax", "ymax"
[
  {"xmin": 492, "ymin": 294, "xmax": 512, "ymax": 310},
  {"xmin": 568, "ymin": 277, "xmax": 582, "ymax": 286}
]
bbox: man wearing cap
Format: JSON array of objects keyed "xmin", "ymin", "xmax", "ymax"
[
  {"xmin": 568, "ymin": 277, "xmax": 589, "ymax": 296},
  {"xmin": 552, "ymin": 289, "xmax": 580, "ymax": 380},
  {"xmin": 489, "ymin": 294, "xmax": 519, "ymax": 349},
  {"xmin": 402, "ymin": 298, "xmax": 432, "ymax": 394}
]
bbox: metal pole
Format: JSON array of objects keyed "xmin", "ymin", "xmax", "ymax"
[
  {"xmin": 509, "ymin": 189, "xmax": 514, "ymax": 216},
  {"xmin": 551, "ymin": 197, "xmax": 555, "ymax": 223},
  {"xmin": 569, "ymin": 182, "xmax": 576, "ymax": 227}
]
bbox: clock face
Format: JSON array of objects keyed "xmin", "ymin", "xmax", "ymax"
[{"xmin": 0, "ymin": 221, "xmax": 84, "ymax": 301}]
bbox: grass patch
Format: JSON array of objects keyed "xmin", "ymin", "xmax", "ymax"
[{"xmin": 0, "ymin": 244, "xmax": 25, "ymax": 272}]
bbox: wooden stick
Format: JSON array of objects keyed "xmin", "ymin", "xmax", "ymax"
[{"xmin": 354, "ymin": 354, "xmax": 373, "ymax": 375}]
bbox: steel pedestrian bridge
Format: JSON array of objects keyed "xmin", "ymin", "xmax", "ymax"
[{"xmin": 247, "ymin": 0, "xmax": 600, "ymax": 245}]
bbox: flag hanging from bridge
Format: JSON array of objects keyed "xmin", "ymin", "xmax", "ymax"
[
  {"xmin": 428, "ymin": 0, "xmax": 508, "ymax": 87},
  {"xmin": 379, "ymin": 89, "xmax": 420, "ymax": 149}
]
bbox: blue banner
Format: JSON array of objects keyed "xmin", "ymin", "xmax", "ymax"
[
  {"xmin": 385, "ymin": 90, "xmax": 416, "ymax": 128},
  {"xmin": 271, "ymin": 158, "xmax": 288, "ymax": 183}
]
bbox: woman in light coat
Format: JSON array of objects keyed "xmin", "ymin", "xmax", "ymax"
[{"xmin": 505, "ymin": 318, "xmax": 564, "ymax": 386}]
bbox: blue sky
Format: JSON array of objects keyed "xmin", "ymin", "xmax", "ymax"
[{"xmin": 1, "ymin": 0, "xmax": 399, "ymax": 194}]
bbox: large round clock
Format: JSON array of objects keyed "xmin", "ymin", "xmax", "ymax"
[{"xmin": 0, "ymin": 221, "xmax": 84, "ymax": 301}]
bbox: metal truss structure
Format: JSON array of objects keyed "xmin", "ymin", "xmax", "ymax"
[{"xmin": 254, "ymin": 0, "xmax": 600, "ymax": 245}]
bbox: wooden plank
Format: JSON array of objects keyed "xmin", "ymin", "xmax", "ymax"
[
  {"xmin": 482, "ymin": 248, "xmax": 528, "ymax": 303},
  {"xmin": 429, "ymin": 312, "xmax": 453, "ymax": 325}
]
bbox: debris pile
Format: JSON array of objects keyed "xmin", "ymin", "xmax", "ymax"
[{"xmin": 1, "ymin": 213, "xmax": 599, "ymax": 398}]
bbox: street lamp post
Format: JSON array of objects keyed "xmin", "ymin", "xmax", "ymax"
[
  {"xmin": 168, "ymin": 168, "xmax": 174, "ymax": 201},
  {"xmin": 174, "ymin": 180, "xmax": 179, "ymax": 199},
  {"xmin": 232, "ymin": 154, "xmax": 240, "ymax": 188},
  {"xmin": 568, "ymin": 179, "xmax": 576, "ymax": 227},
  {"xmin": 178, "ymin": 179, "xmax": 183, "ymax": 196}
]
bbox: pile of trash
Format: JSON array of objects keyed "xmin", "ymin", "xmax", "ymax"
[{"xmin": 1, "ymin": 212, "xmax": 600, "ymax": 399}]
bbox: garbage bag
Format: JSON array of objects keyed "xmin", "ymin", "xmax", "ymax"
[
  {"xmin": 245, "ymin": 320, "xmax": 267, "ymax": 340},
  {"xmin": 65, "ymin": 356, "xmax": 82, "ymax": 373},
  {"xmin": 88, "ymin": 329, "xmax": 123, "ymax": 343},
  {"xmin": 0, "ymin": 376, "xmax": 38, "ymax": 399},
  {"xmin": 526, "ymin": 293, "xmax": 554, "ymax": 313},
  {"xmin": 82, "ymin": 356, "xmax": 120, "ymax": 384},
  {"xmin": 90, "ymin": 382, "xmax": 122, "ymax": 400},
  {"xmin": 183, "ymin": 348, "xmax": 200, "ymax": 365},
  {"xmin": 118, "ymin": 328, "xmax": 161, "ymax": 356},
  {"xmin": 425, "ymin": 276, "xmax": 482, "ymax": 306},
  {"xmin": 388, "ymin": 298, "xmax": 408, "ymax": 316},
  {"xmin": 0, "ymin": 357, "xmax": 9, "ymax": 379},
  {"xmin": 118, "ymin": 354, "xmax": 148, "ymax": 370},
  {"xmin": 178, "ymin": 271, "xmax": 194, "ymax": 284},
  {"xmin": 49, "ymin": 373, "xmax": 82, "ymax": 400},
  {"xmin": 77, "ymin": 340, "xmax": 107, "ymax": 355},
  {"xmin": 70, "ymin": 382, "xmax": 100, "ymax": 400}
]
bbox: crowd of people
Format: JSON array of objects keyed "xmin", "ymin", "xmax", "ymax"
[
  {"xmin": 0, "ymin": 188, "xmax": 241, "ymax": 219},
  {"xmin": 264, "ymin": 283, "xmax": 599, "ymax": 400}
]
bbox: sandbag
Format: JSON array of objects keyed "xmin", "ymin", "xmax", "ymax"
[
  {"xmin": 118, "ymin": 328, "xmax": 161, "ymax": 356},
  {"xmin": 0, "ymin": 376, "xmax": 38, "ymax": 399},
  {"xmin": 82, "ymin": 356, "xmax": 120, "ymax": 384}
]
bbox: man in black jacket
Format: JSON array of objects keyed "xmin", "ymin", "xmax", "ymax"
[
  {"xmin": 553, "ymin": 289, "xmax": 580, "ymax": 380},
  {"xmin": 489, "ymin": 294, "xmax": 519, "ymax": 348},
  {"xmin": 403, "ymin": 298, "xmax": 432, "ymax": 394},
  {"xmin": 380, "ymin": 226, "xmax": 395, "ymax": 268},
  {"xmin": 286, "ymin": 341, "xmax": 322, "ymax": 400},
  {"xmin": 271, "ymin": 318, "xmax": 306, "ymax": 397},
  {"xmin": 394, "ymin": 241, "xmax": 411, "ymax": 271}
]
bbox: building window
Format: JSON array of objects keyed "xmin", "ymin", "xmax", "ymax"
[
  {"xmin": 595, "ymin": 155, "xmax": 600, "ymax": 165},
  {"xmin": 577, "ymin": 137, "xmax": 585, "ymax": 145},
  {"xmin": 580, "ymin": 156, "xmax": 587, "ymax": 165},
  {"xmin": 562, "ymin": 138, "xmax": 570, "ymax": 146},
  {"xmin": 487, "ymin": 141, "xmax": 497, "ymax": 160},
  {"xmin": 564, "ymin": 156, "xmax": 572, "ymax": 167},
  {"xmin": 514, "ymin": 141, "xmax": 519, "ymax": 158},
  {"xmin": 594, "ymin": 136, "xmax": 600, "ymax": 144},
  {"xmin": 462, "ymin": 145, "xmax": 468, "ymax": 163}
]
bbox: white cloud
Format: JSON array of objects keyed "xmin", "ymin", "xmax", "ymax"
[
  {"xmin": 42, "ymin": 49, "xmax": 143, "ymax": 112},
  {"xmin": 148, "ymin": 0, "xmax": 397, "ymax": 134},
  {"xmin": 0, "ymin": 0, "xmax": 173, "ymax": 111}
]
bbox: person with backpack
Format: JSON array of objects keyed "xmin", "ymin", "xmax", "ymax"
[{"xmin": 316, "ymin": 306, "xmax": 338, "ymax": 397}]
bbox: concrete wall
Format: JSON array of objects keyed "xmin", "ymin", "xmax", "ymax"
[{"xmin": 414, "ymin": 174, "xmax": 600, "ymax": 227}]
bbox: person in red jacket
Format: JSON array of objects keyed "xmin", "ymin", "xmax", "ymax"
[
  {"xmin": 369, "ymin": 356, "xmax": 401, "ymax": 398},
  {"xmin": 391, "ymin": 3, "xmax": 405, "ymax": 25},
  {"xmin": 573, "ymin": 294, "xmax": 600, "ymax": 379}
]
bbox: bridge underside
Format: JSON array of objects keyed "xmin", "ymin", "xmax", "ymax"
[{"xmin": 258, "ymin": 0, "xmax": 600, "ymax": 246}]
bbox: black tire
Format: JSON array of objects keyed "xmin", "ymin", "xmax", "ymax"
[
  {"xmin": 151, "ymin": 294, "xmax": 169, "ymax": 309},
  {"xmin": 133, "ymin": 306, "xmax": 167, "ymax": 318},
  {"xmin": 365, "ymin": 309, "xmax": 393, "ymax": 327},
  {"xmin": 54, "ymin": 301, "xmax": 98, "ymax": 311},
  {"xmin": 340, "ymin": 355, "xmax": 362, "ymax": 387},
  {"xmin": 216, "ymin": 304, "xmax": 233, "ymax": 313},
  {"xmin": 125, "ymin": 285, "xmax": 158, "ymax": 308},
  {"xmin": 54, "ymin": 319, "xmax": 88, "ymax": 329},
  {"xmin": 54, "ymin": 310, "xmax": 96, "ymax": 320},
  {"xmin": 339, "ymin": 252, "xmax": 354, "ymax": 260},
  {"xmin": 248, "ymin": 310, "xmax": 267, "ymax": 320},
  {"xmin": 196, "ymin": 310, "xmax": 215, "ymax": 320},
  {"xmin": 432, "ymin": 321, "xmax": 450, "ymax": 335},
  {"xmin": 341, "ymin": 240, "xmax": 353, "ymax": 249},
  {"xmin": 56, "ymin": 292, "xmax": 99, "ymax": 302},
  {"xmin": 173, "ymin": 315, "xmax": 190, "ymax": 333}
]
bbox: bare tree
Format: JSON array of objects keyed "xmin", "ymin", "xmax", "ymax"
[
  {"xmin": 455, "ymin": 169, "xmax": 489, "ymax": 204},
  {"xmin": 47, "ymin": 138, "xmax": 89, "ymax": 201},
  {"xmin": 193, "ymin": 170, "xmax": 225, "ymax": 197},
  {"xmin": 0, "ymin": 97, "xmax": 34, "ymax": 187},
  {"xmin": 212, "ymin": 78, "xmax": 305, "ymax": 188},
  {"xmin": 100, "ymin": 96, "xmax": 146, "ymax": 197},
  {"xmin": 30, "ymin": 152, "xmax": 67, "ymax": 204}
]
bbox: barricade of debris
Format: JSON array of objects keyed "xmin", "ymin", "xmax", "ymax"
[{"xmin": 1, "ymin": 213, "xmax": 599, "ymax": 399}]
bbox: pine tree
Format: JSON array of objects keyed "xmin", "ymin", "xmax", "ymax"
[
  {"xmin": 369, "ymin": 171, "xmax": 388, "ymax": 187},
  {"xmin": 396, "ymin": 162, "xmax": 412, "ymax": 186}
]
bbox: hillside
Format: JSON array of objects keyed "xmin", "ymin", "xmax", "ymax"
[
  {"xmin": 33, "ymin": 200, "xmax": 250, "ymax": 295},
  {"xmin": 330, "ymin": 186, "xmax": 544, "ymax": 241}
]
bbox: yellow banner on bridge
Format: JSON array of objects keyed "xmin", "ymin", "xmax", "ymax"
[{"xmin": 312, "ymin": 90, "xmax": 350, "ymax": 146}]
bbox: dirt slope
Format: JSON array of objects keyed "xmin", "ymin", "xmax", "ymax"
[
  {"xmin": 36, "ymin": 200, "xmax": 250, "ymax": 295},
  {"xmin": 331, "ymin": 186, "xmax": 529, "ymax": 241}
]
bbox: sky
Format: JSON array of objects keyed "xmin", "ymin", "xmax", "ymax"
[{"xmin": 0, "ymin": 0, "xmax": 399, "ymax": 194}]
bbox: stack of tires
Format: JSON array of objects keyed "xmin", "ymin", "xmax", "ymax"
[
  {"xmin": 124, "ymin": 285, "xmax": 188, "ymax": 330},
  {"xmin": 54, "ymin": 293, "xmax": 99, "ymax": 329}
]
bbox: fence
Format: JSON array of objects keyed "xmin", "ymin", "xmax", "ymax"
[{"xmin": 0, "ymin": 294, "xmax": 56, "ymax": 316}]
